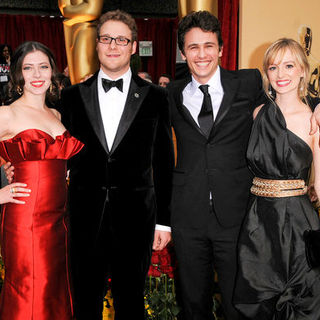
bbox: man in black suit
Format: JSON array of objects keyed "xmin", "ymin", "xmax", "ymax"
[
  {"xmin": 167, "ymin": 11, "xmax": 265, "ymax": 320},
  {"xmin": 60, "ymin": 10, "xmax": 174, "ymax": 320}
]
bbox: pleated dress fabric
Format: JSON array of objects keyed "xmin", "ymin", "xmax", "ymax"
[{"xmin": 234, "ymin": 102, "xmax": 320, "ymax": 319}]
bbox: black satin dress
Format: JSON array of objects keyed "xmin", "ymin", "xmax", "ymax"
[{"xmin": 234, "ymin": 102, "xmax": 320, "ymax": 319}]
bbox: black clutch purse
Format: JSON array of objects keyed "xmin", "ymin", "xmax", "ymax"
[{"xmin": 303, "ymin": 229, "xmax": 320, "ymax": 268}]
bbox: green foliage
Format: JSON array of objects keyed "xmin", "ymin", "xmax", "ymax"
[
  {"xmin": 144, "ymin": 274, "xmax": 179, "ymax": 320},
  {"xmin": 145, "ymin": 246, "xmax": 225, "ymax": 320}
]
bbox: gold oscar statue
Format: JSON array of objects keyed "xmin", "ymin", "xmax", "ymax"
[
  {"xmin": 298, "ymin": 25, "xmax": 320, "ymax": 98},
  {"xmin": 58, "ymin": 0, "xmax": 103, "ymax": 84},
  {"xmin": 178, "ymin": 0, "xmax": 218, "ymax": 19}
]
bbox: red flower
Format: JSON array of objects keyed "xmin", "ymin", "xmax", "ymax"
[
  {"xmin": 160, "ymin": 265, "xmax": 174, "ymax": 278},
  {"xmin": 159, "ymin": 253, "xmax": 171, "ymax": 267},
  {"xmin": 151, "ymin": 251, "xmax": 161, "ymax": 265},
  {"xmin": 148, "ymin": 265, "xmax": 161, "ymax": 277},
  {"xmin": 148, "ymin": 245, "xmax": 177, "ymax": 278}
]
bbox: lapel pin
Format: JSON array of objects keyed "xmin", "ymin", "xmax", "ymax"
[{"xmin": 134, "ymin": 93, "xmax": 140, "ymax": 98}]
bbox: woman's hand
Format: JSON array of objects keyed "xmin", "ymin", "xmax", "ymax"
[
  {"xmin": 0, "ymin": 183, "xmax": 31, "ymax": 204},
  {"xmin": 3, "ymin": 162, "xmax": 14, "ymax": 183},
  {"xmin": 310, "ymin": 104, "xmax": 320, "ymax": 135}
]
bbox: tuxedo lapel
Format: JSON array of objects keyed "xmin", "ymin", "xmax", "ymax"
[
  {"xmin": 79, "ymin": 74, "xmax": 109, "ymax": 153},
  {"xmin": 173, "ymin": 78, "xmax": 204, "ymax": 137},
  {"xmin": 110, "ymin": 75, "xmax": 149, "ymax": 154},
  {"xmin": 213, "ymin": 68, "xmax": 240, "ymax": 127}
]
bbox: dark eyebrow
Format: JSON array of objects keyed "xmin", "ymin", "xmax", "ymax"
[
  {"xmin": 187, "ymin": 41, "xmax": 216, "ymax": 48},
  {"xmin": 22, "ymin": 62, "xmax": 49, "ymax": 66}
]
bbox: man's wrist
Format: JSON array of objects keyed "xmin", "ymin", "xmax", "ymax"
[{"xmin": 155, "ymin": 224, "xmax": 171, "ymax": 232}]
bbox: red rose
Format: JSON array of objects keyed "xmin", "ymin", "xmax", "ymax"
[
  {"xmin": 151, "ymin": 251, "xmax": 160, "ymax": 265},
  {"xmin": 159, "ymin": 253, "xmax": 171, "ymax": 267},
  {"xmin": 160, "ymin": 265, "xmax": 174, "ymax": 276},
  {"xmin": 148, "ymin": 264, "xmax": 161, "ymax": 277}
]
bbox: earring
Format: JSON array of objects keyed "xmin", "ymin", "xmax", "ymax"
[
  {"xmin": 17, "ymin": 86, "xmax": 23, "ymax": 95},
  {"xmin": 298, "ymin": 80, "xmax": 305, "ymax": 96},
  {"xmin": 299, "ymin": 77, "xmax": 305, "ymax": 92},
  {"xmin": 49, "ymin": 83, "xmax": 53, "ymax": 94},
  {"xmin": 268, "ymin": 84, "xmax": 274, "ymax": 97}
]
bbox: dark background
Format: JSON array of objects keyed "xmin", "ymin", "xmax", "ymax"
[
  {"xmin": 0, "ymin": 0, "xmax": 177, "ymax": 17},
  {"xmin": 0, "ymin": 1, "xmax": 239, "ymax": 80}
]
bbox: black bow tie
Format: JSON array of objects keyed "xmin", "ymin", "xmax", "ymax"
[{"xmin": 102, "ymin": 78, "xmax": 123, "ymax": 93}]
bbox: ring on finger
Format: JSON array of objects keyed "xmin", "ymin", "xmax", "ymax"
[{"xmin": 10, "ymin": 187, "xmax": 15, "ymax": 194}]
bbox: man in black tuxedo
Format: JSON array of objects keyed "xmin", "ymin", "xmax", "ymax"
[
  {"xmin": 60, "ymin": 10, "xmax": 174, "ymax": 320},
  {"xmin": 167, "ymin": 11, "xmax": 265, "ymax": 320}
]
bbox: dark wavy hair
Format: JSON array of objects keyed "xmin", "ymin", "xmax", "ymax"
[
  {"xmin": 8, "ymin": 41, "xmax": 59, "ymax": 104},
  {"xmin": 178, "ymin": 11, "xmax": 223, "ymax": 55}
]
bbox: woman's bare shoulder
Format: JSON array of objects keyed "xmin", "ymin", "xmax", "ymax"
[
  {"xmin": 253, "ymin": 104, "xmax": 265, "ymax": 119},
  {"xmin": 0, "ymin": 105, "xmax": 13, "ymax": 119},
  {"xmin": 0, "ymin": 105, "xmax": 14, "ymax": 137},
  {"xmin": 49, "ymin": 108, "xmax": 61, "ymax": 120}
]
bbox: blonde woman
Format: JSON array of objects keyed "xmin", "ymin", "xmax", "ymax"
[{"xmin": 234, "ymin": 38, "xmax": 320, "ymax": 319}]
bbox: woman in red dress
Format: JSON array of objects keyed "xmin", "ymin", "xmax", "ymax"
[{"xmin": 0, "ymin": 41, "xmax": 83, "ymax": 320}]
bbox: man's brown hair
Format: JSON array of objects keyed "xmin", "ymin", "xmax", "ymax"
[{"xmin": 97, "ymin": 10, "xmax": 137, "ymax": 42}]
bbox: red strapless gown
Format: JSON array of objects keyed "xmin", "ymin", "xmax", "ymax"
[{"xmin": 0, "ymin": 129, "xmax": 84, "ymax": 320}]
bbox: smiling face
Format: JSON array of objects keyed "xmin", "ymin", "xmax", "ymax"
[
  {"xmin": 267, "ymin": 48, "xmax": 304, "ymax": 97},
  {"xmin": 181, "ymin": 27, "xmax": 223, "ymax": 84},
  {"xmin": 96, "ymin": 20, "xmax": 137, "ymax": 79},
  {"xmin": 22, "ymin": 50, "xmax": 52, "ymax": 95}
]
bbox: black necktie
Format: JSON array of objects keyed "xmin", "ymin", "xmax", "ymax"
[
  {"xmin": 102, "ymin": 78, "xmax": 123, "ymax": 93},
  {"xmin": 198, "ymin": 84, "xmax": 213, "ymax": 137}
]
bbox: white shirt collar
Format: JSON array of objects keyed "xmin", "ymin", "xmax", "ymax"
[
  {"xmin": 98, "ymin": 67, "xmax": 132, "ymax": 93},
  {"xmin": 188, "ymin": 66, "xmax": 222, "ymax": 96}
]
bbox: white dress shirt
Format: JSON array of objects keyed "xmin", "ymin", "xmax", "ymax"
[
  {"xmin": 98, "ymin": 68, "xmax": 131, "ymax": 149},
  {"xmin": 182, "ymin": 66, "xmax": 224, "ymax": 124},
  {"xmin": 97, "ymin": 68, "xmax": 169, "ymax": 232},
  {"xmin": 182, "ymin": 67, "xmax": 224, "ymax": 201}
]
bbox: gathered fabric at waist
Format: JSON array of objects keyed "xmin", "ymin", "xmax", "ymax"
[
  {"xmin": 250, "ymin": 177, "xmax": 307, "ymax": 198},
  {"xmin": 4, "ymin": 159, "xmax": 68, "ymax": 226},
  {"xmin": 13, "ymin": 159, "xmax": 67, "ymax": 187}
]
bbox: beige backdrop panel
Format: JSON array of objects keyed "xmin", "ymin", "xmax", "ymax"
[{"xmin": 239, "ymin": 0, "xmax": 320, "ymax": 72}]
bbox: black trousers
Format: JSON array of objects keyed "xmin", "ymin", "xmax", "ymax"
[
  {"xmin": 70, "ymin": 213, "xmax": 154, "ymax": 320},
  {"xmin": 172, "ymin": 204, "xmax": 245, "ymax": 320}
]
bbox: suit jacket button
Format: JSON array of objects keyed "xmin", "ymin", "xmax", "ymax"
[{"xmin": 108, "ymin": 158, "xmax": 115, "ymax": 163}]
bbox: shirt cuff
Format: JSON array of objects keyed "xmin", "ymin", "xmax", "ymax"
[{"xmin": 155, "ymin": 224, "xmax": 171, "ymax": 232}]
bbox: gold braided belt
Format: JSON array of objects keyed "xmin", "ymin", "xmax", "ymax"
[{"xmin": 250, "ymin": 177, "xmax": 307, "ymax": 198}]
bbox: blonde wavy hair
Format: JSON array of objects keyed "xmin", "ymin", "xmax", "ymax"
[{"xmin": 262, "ymin": 38, "xmax": 310, "ymax": 101}]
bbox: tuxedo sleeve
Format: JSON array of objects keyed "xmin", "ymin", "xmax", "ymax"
[
  {"xmin": 307, "ymin": 96, "xmax": 320, "ymax": 111},
  {"xmin": 152, "ymin": 88, "xmax": 174, "ymax": 227},
  {"xmin": 252, "ymin": 68, "xmax": 267, "ymax": 107},
  {"xmin": 59, "ymin": 87, "xmax": 72, "ymax": 130},
  {"xmin": 59, "ymin": 86, "xmax": 77, "ymax": 171}
]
